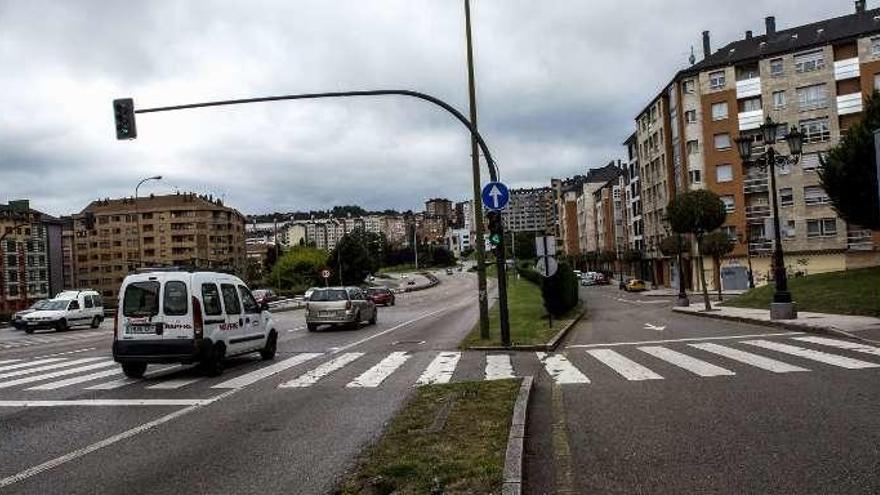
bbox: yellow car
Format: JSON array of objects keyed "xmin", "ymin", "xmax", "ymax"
[{"xmin": 625, "ymin": 279, "xmax": 647, "ymax": 292}]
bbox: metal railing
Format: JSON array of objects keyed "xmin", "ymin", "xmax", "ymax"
[
  {"xmin": 847, "ymin": 229, "xmax": 874, "ymax": 250},
  {"xmin": 748, "ymin": 239, "xmax": 773, "ymax": 255},
  {"xmin": 745, "ymin": 205, "xmax": 771, "ymax": 221},
  {"xmin": 743, "ymin": 176, "xmax": 769, "ymax": 194}
]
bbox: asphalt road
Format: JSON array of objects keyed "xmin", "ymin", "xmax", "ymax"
[{"xmin": 524, "ymin": 285, "xmax": 880, "ymax": 494}]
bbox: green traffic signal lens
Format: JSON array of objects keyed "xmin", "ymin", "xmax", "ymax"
[{"xmin": 490, "ymin": 234, "xmax": 501, "ymax": 245}]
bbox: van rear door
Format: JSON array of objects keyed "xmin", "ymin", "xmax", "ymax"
[
  {"xmin": 160, "ymin": 279, "xmax": 193, "ymax": 341},
  {"xmin": 120, "ymin": 279, "xmax": 162, "ymax": 341}
]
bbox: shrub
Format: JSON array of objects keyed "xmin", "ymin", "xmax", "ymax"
[{"xmin": 540, "ymin": 261, "xmax": 578, "ymax": 316}]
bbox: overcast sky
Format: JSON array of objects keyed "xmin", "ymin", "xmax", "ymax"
[{"xmin": 0, "ymin": 0, "xmax": 855, "ymax": 216}]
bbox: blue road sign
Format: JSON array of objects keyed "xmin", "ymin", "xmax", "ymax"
[{"xmin": 481, "ymin": 181, "xmax": 510, "ymax": 211}]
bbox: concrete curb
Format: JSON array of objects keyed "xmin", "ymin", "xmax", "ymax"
[
  {"xmin": 469, "ymin": 307, "xmax": 587, "ymax": 352},
  {"xmin": 671, "ymin": 307, "xmax": 880, "ymax": 344},
  {"xmin": 502, "ymin": 376, "xmax": 533, "ymax": 495}
]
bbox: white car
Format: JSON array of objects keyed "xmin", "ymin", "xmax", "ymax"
[
  {"xmin": 21, "ymin": 290, "xmax": 104, "ymax": 334},
  {"xmin": 113, "ymin": 270, "xmax": 277, "ymax": 378}
]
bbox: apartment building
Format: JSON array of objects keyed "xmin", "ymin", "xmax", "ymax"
[
  {"xmin": 623, "ymin": 134, "xmax": 645, "ymax": 253},
  {"xmin": 70, "ymin": 193, "xmax": 246, "ymax": 301},
  {"xmin": 551, "ymin": 176, "xmax": 586, "ymax": 255},
  {"xmin": 425, "ymin": 198, "xmax": 455, "ymax": 226},
  {"xmin": 501, "ymin": 187, "xmax": 554, "ymax": 233},
  {"xmin": 631, "ymin": 3, "xmax": 880, "ymax": 288}
]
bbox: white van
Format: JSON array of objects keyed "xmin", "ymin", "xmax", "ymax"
[
  {"xmin": 21, "ymin": 289, "xmax": 104, "ymax": 334},
  {"xmin": 113, "ymin": 270, "xmax": 277, "ymax": 378}
]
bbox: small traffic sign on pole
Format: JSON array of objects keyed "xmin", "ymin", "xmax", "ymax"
[{"xmin": 481, "ymin": 181, "xmax": 510, "ymax": 211}]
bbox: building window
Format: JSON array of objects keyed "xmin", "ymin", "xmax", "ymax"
[
  {"xmin": 797, "ymin": 84, "xmax": 828, "ymax": 111},
  {"xmin": 772, "ymin": 90, "xmax": 786, "ymax": 110},
  {"xmin": 686, "ymin": 140, "xmax": 699, "ymax": 155},
  {"xmin": 873, "ymin": 37, "xmax": 880, "ymax": 57},
  {"xmin": 794, "ymin": 50, "xmax": 825, "ymax": 73},
  {"xmin": 709, "ymin": 71, "xmax": 726, "ymax": 90},
  {"xmin": 683, "ymin": 79, "xmax": 696, "ymax": 94},
  {"xmin": 689, "ymin": 169, "xmax": 702, "ymax": 184},
  {"xmin": 801, "ymin": 153, "xmax": 822, "ymax": 171},
  {"xmin": 720, "ymin": 195, "xmax": 735, "ymax": 212},
  {"xmin": 804, "ymin": 185, "xmax": 830, "ymax": 205},
  {"xmin": 799, "ymin": 118, "xmax": 830, "ymax": 144},
  {"xmin": 685, "ymin": 110, "xmax": 697, "ymax": 123},
  {"xmin": 779, "ymin": 187, "xmax": 794, "ymax": 206},
  {"xmin": 721, "ymin": 226, "xmax": 737, "ymax": 241},
  {"xmin": 770, "ymin": 58, "xmax": 784, "ymax": 76},
  {"xmin": 807, "ymin": 218, "xmax": 837, "ymax": 237},
  {"xmin": 714, "ymin": 133, "xmax": 732, "ymax": 150},
  {"xmin": 716, "ymin": 164, "xmax": 733, "ymax": 183},
  {"xmin": 784, "ymin": 220, "xmax": 796, "ymax": 239},
  {"xmin": 711, "ymin": 102, "xmax": 729, "ymax": 121},
  {"xmin": 741, "ymin": 97, "xmax": 762, "ymax": 113}
]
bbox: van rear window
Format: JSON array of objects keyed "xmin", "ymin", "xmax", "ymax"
[
  {"xmin": 163, "ymin": 281, "xmax": 188, "ymax": 316},
  {"xmin": 123, "ymin": 281, "xmax": 160, "ymax": 317},
  {"xmin": 310, "ymin": 289, "xmax": 348, "ymax": 302}
]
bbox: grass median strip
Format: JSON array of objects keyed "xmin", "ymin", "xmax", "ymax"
[{"xmin": 338, "ymin": 379, "xmax": 521, "ymax": 494}]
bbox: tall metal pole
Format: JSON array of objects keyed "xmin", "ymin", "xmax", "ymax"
[
  {"xmin": 767, "ymin": 147, "xmax": 791, "ymax": 303},
  {"xmin": 134, "ymin": 175, "xmax": 161, "ymax": 270},
  {"xmin": 464, "ymin": 0, "xmax": 490, "ymax": 340}
]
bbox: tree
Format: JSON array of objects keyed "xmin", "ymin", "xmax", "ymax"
[
  {"xmin": 330, "ymin": 228, "xmax": 386, "ymax": 285},
  {"xmin": 819, "ymin": 91, "xmax": 880, "ymax": 229},
  {"xmin": 659, "ymin": 236, "xmax": 687, "ymax": 257},
  {"xmin": 701, "ymin": 231, "xmax": 734, "ymax": 301},
  {"xmin": 269, "ymin": 246, "xmax": 328, "ymax": 293},
  {"xmin": 541, "ymin": 261, "xmax": 579, "ymax": 317},
  {"xmin": 667, "ymin": 190, "xmax": 727, "ymax": 311}
]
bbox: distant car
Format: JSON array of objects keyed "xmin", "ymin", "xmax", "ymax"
[
  {"xmin": 366, "ymin": 287, "xmax": 395, "ymax": 306},
  {"xmin": 625, "ymin": 279, "xmax": 647, "ymax": 292},
  {"xmin": 21, "ymin": 290, "xmax": 104, "ymax": 333},
  {"xmin": 446, "ymin": 268, "xmax": 454, "ymax": 275},
  {"xmin": 594, "ymin": 273, "xmax": 611, "ymax": 285},
  {"xmin": 580, "ymin": 278, "xmax": 592, "ymax": 287},
  {"xmin": 303, "ymin": 288, "xmax": 316, "ymax": 301},
  {"xmin": 306, "ymin": 287, "xmax": 377, "ymax": 331},
  {"xmin": 407, "ymin": 279, "xmax": 416, "ymax": 286},
  {"xmin": 252, "ymin": 289, "xmax": 278, "ymax": 305},
  {"xmin": 12, "ymin": 300, "xmax": 50, "ymax": 329}
]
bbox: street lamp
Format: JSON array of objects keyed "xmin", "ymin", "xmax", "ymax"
[
  {"xmin": 134, "ymin": 175, "xmax": 162, "ymax": 269},
  {"xmin": 734, "ymin": 117, "xmax": 803, "ymax": 319}
]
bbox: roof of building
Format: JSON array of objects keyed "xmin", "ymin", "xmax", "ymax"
[
  {"xmin": 79, "ymin": 193, "xmax": 241, "ymax": 216},
  {"xmin": 0, "ymin": 201, "xmax": 58, "ymax": 223}
]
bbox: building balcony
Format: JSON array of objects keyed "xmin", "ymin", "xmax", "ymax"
[
  {"xmin": 738, "ymin": 109, "xmax": 764, "ymax": 131},
  {"xmin": 847, "ymin": 229, "xmax": 874, "ymax": 251},
  {"xmin": 833, "ymin": 57, "xmax": 860, "ymax": 81},
  {"xmin": 837, "ymin": 93, "xmax": 863, "ymax": 116},
  {"xmin": 736, "ymin": 77, "xmax": 762, "ymax": 99},
  {"xmin": 743, "ymin": 176, "xmax": 769, "ymax": 194},
  {"xmin": 748, "ymin": 239, "xmax": 773, "ymax": 255},
  {"xmin": 745, "ymin": 205, "xmax": 771, "ymax": 222}
]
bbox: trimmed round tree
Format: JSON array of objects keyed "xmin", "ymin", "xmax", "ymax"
[
  {"xmin": 701, "ymin": 231, "xmax": 735, "ymax": 301},
  {"xmin": 666, "ymin": 190, "xmax": 727, "ymax": 311}
]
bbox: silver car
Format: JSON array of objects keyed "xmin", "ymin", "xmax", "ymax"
[{"xmin": 306, "ymin": 287, "xmax": 377, "ymax": 331}]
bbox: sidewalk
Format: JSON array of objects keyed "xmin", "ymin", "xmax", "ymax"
[
  {"xmin": 673, "ymin": 302, "xmax": 880, "ymax": 342},
  {"xmin": 641, "ymin": 288, "xmax": 746, "ymax": 297}
]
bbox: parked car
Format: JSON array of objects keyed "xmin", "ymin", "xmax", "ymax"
[
  {"xmin": 251, "ymin": 289, "xmax": 278, "ymax": 305},
  {"xmin": 12, "ymin": 299, "xmax": 50, "ymax": 329},
  {"xmin": 113, "ymin": 270, "xmax": 277, "ymax": 378},
  {"xmin": 446, "ymin": 268, "xmax": 454, "ymax": 275},
  {"xmin": 21, "ymin": 290, "xmax": 104, "ymax": 334},
  {"xmin": 580, "ymin": 278, "xmax": 594, "ymax": 287},
  {"xmin": 594, "ymin": 273, "xmax": 611, "ymax": 285},
  {"xmin": 303, "ymin": 287, "xmax": 316, "ymax": 300},
  {"xmin": 407, "ymin": 279, "xmax": 416, "ymax": 286},
  {"xmin": 625, "ymin": 279, "xmax": 647, "ymax": 292},
  {"xmin": 366, "ymin": 287, "xmax": 395, "ymax": 306},
  {"xmin": 306, "ymin": 287, "xmax": 376, "ymax": 331}
]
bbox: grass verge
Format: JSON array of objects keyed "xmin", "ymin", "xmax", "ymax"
[
  {"xmin": 460, "ymin": 274, "xmax": 582, "ymax": 348},
  {"xmin": 725, "ymin": 266, "xmax": 880, "ymax": 317},
  {"xmin": 338, "ymin": 379, "xmax": 521, "ymax": 495}
]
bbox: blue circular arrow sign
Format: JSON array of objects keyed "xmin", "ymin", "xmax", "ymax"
[{"xmin": 481, "ymin": 181, "xmax": 510, "ymax": 211}]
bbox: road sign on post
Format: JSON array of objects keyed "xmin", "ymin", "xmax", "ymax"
[
  {"xmin": 321, "ymin": 269, "xmax": 331, "ymax": 286},
  {"xmin": 481, "ymin": 181, "xmax": 510, "ymax": 211}
]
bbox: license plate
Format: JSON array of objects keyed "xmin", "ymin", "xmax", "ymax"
[
  {"xmin": 319, "ymin": 311, "xmax": 333, "ymax": 317},
  {"xmin": 127, "ymin": 325, "xmax": 155, "ymax": 335}
]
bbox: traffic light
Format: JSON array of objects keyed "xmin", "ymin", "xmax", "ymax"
[
  {"xmin": 113, "ymin": 98, "xmax": 137, "ymax": 140},
  {"xmin": 486, "ymin": 211, "xmax": 503, "ymax": 249}
]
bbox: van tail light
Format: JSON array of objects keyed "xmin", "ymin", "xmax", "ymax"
[
  {"xmin": 345, "ymin": 300, "xmax": 352, "ymax": 310},
  {"xmin": 113, "ymin": 312, "xmax": 119, "ymax": 341},
  {"xmin": 192, "ymin": 296, "xmax": 204, "ymax": 339}
]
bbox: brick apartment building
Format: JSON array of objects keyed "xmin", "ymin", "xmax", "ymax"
[{"xmin": 0, "ymin": 200, "xmax": 63, "ymax": 313}]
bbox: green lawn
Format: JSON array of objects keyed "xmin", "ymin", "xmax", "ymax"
[
  {"xmin": 338, "ymin": 379, "xmax": 521, "ymax": 494},
  {"xmin": 461, "ymin": 274, "xmax": 582, "ymax": 348},
  {"xmin": 726, "ymin": 266, "xmax": 880, "ymax": 317}
]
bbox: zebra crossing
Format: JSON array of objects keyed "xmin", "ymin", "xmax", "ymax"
[
  {"xmin": 0, "ymin": 329, "xmax": 109, "ymax": 350},
  {"xmin": 0, "ymin": 336, "xmax": 877, "ymax": 397}
]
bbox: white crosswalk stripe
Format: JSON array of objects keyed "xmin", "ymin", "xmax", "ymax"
[
  {"xmin": 0, "ymin": 358, "xmax": 67, "ymax": 373},
  {"xmin": 85, "ymin": 365, "xmax": 183, "ymax": 390},
  {"xmin": 0, "ymin": 360, "xmax": 117, "ymax": 389},
  {"xmin": 536, "ymin": 352, "xmax": 590, "ymax": 384},
  {"xmin": 638, "ymin": 346, "xmax": 735, "ymax": 377},
  {"xmin": 347, "ymin": 352, "xmax": 410, "ymax": 388},
  {"xmin": 0, "ymin": 359, "xmax": 21, "ymax": 366},
  {"xmin": 0, "ymin": 358, "xmax": 105, "ymax": 379},
  {"xmin": 415, "ymin": 352, "xmax": 461, "ymax": 386},
  {"xmin": 280, "ymin": 353, "xmax": 364, "ymax": 388},
  {"xmin": 485, "ymin": 354, "xmax": 515, "ymax": 381},
  {"xmin": 792, "ymin": 336, "xmax": 880, "ymax": 357},
  {"xmin": 586, "ymin": 349, "xmax": 663, "ymax": 381},
  {"xmin": 25, "ymin": 369, "xmax": 122, "ymax": 390},
  {"xmin": 689, "ymin": 343, "xmax": 808, "ymax": 373},
  {"xmin": 744, "ymin": 340, "xmax": 880, "ymax": 369},
  {"xmin": 212, "ymin": 353, "xmax": 322, "ymax": 389},
  {"xmin": 146, "ymin": 377, "xmax": 203, "ymax": 390}
]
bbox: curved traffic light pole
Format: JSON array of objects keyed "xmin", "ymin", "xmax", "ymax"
[{"xmin": 124, "ymin": 89, "xmax": 512, "ymax": 346}]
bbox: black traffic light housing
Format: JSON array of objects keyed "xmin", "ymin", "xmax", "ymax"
[
  {"xmin": 113, "ymin": 98, "xmax": 137, "ymax": 140},
  {"xmin": 486, "ymin": 210, "xmax": 503, "ymax": 250}
]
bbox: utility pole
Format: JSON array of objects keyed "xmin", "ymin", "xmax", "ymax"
[
  {"xmin": 274, "ymin": 215, "xmax": 281, "ymax": 290},
  {"xmin": 413, "ymin": 227, "xmax": 419, "ymax": 271},
  {"xmin": 465, "ymin": 0, "xmax": 490, "ymax": 339}
]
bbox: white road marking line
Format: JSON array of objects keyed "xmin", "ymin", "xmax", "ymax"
[
  {"xmin": 689, "ymin": 343, "xmax": 809, "ymax": 373},
  {"xmin": 0, "ymin": 361, "xmax": 117, "ymax": 389},
  {"xmin": 743, "ymin": 340, "xmax": 880, "ymax": 369},
  {"xmin": 0, "ymin": 358, "xmax": 67, "ymax": 373},
  {"xmin": 84, "ymin": 365, "xmax": 183, "ymax": 390},
  {"xmin": 212, "ymin": 353, "xmax": 323, "ymax": 389},
  {"xmin": 29, "ymin": 347, "xmax": 96, "ymax": 360},
  {"xmin": 0, "ymin": 399, "xmax": 212, "ymax": 407},
  {"xmin": 536, "ymin": 352, "xmax": 590, "ymax": 384},
  {"xmin": 25, "ymin": 369, "xmax": 123, "ymax": 390},
  {"xmin": 792, "ymin": 336, "xmax": 880, "ymax": 357},
  {"xmin": 146, "ymin": 377, "xmax": 203, "ymax": 390},
  {"xmin": 415, "ymin": 351, "xmax": 462, "ymax": 386},
  {"xmin": 0, "ymin": 357, "xmax": 105, "ymax": 379},
  {"xmin": 586, "ymin": 349, "xmax": 664, "ymax": 381},
  {"xmin": 485, "ymin": 354, "xmax": 515, "ymax": 381},
  {"xmin": 347, "ymin": 352, "xmax": 410, "ymax": 388},
  {"xmin": 638, "ymin": 346, "xmax": 735, "ymax": 377},
  {"xmin": 566, "ymin": 332, "xmax": 804, "ymax": 349},
  {"xmin": 643, "ymin": 323, "xmax": 666, "ymax": 331},
  {"xmin": 0, "ymin": 390, "xmax": 237, "ymax": 490},
  {"xmin": 0, "ymin": 359, "xmax": 21, "ymax": 366},
  {"xmin": 280, "ymin": 353, "xmax": 364, "ymax": 388}
]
